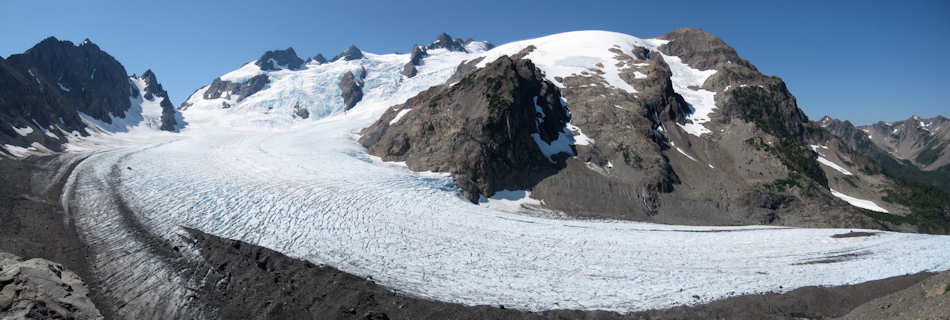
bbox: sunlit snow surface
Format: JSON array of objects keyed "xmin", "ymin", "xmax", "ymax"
[{"xmin": 65, "ymin": 31, "xmax": 950, "ymax": 313}]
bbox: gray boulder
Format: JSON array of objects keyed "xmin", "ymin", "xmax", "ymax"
[{"xmin": 0, "ymin": 252, "xmax": 102, "ymax": 320}]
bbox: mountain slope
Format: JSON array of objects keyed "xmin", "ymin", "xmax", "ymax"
[
  {"xmin": 0, "ymin": 37, "xmax": 183, "ymax": 158},
  {"xmin": 360, "ymin": 29, "xmax": 913, "ymax": 230},
  {"xmin": 180, "ymin": 34, "xmax": 491, "ymax": 128},
  {"xmin": 860, "ymin": 115, "xmax": 950, "ymax": 170}
]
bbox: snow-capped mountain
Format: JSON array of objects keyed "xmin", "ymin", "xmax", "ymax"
[
  {"xmin": 179, "ymin": 33, "xmax": 491, "ymax": 128},
  {"xmin": 5, "ymin": 30, "xmax": 949, "ymax": 319},
  {"xmin": 0, "ymin": 37, "xmax": 182, "ymax": 158},
  {"xmin": 174, "ymin": 29, "xmax": 950, "ymax": 233},
  {"xmin": 359, "ymin": 29, "xmax": 932, "ymax": 231}
]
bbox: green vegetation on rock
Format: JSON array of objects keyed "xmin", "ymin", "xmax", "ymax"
[
  {"xmin": 873, "ymin": 179, "xmax": 950, "ymax": 234},
  {"xmin": 733, "ymin": 87, "xmax": 828, "ymax": 188},
  {"xmin": 915, "ymin": 141, "xmax": 946, "ymax": 166}
]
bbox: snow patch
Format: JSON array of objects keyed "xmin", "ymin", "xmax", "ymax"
[
  {"xmin": 389, "ymin": 108, "xmax": 412, "ymax": 125},
  {"xmin": 810, "ymin": 145, "xmax": 853, "ymax": 175},
  {"xmin": 830, "ymin": 189, "xmax": 889, "ymax": 213},
  {"xmin": 57, "ymin": 82, "xmax": 71, "ymax": 92},
  {"xmin": 660, "ymin": 54, "xmax": 717, "ymax": 137},
  {"xmin": 474, "ymin": 31, "xmax": 645, "ymax": 93},
  {"xmin": 817, "ymin": 157, "xmax": 853, "ymax": 175},
  {"xmin": 567, "ymin": 123, "xmax": 593, "ymax": 146},
  {"xmin": 675, "ymin": 146, "xmax": 698, "ymax": 162},
  {"xmin": 12, "ymin": 125, "xmax": 33, "ymax": 136},
  {"xmin": 478, "ymin": 189, "xmax": 543, "ymax": 213}
]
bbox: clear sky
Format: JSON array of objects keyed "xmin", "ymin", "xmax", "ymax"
[{"xmin": 2, "ymin": 0, "xmax": 948, "ymax": 125}]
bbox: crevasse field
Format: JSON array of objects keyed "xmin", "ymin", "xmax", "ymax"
[{"xmin": 61, "ymin": 31, "xmax": 950, "ymax": 313}]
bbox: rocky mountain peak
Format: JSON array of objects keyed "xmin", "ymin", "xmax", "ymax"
[
  {"xmin": 139, "ymin": 69, "xmax": 168, "ymax": 100},
  {"xmin": 141, "ymin": 69, "xmax": 158, "ymax": 85},
  {"xmin": 7, "ymin": 35, "xmax": 131, "ymax": 122},
  {"xmin": 427, "ymin": 33, "xmax": 467, "ymax": 52},
  {"xmin": 332, "ymin": 45, "xmax": 364, "ymax": 61},
  {"xmin": 658, "ymin": 27, "xmax": 755, "ymax": 72},
  {"xmin": 255, "ymin": 47, "xmax": 305, "ymax": 71},
  {"xmin": 361, "ymin": 56, "xmax": 570, "ymax": 202},
  {"xmin": 309, "ymin": 53, "xmax": 327, "ymax": 64}
]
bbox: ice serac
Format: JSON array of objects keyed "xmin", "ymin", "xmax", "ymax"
[
  {"xmin": 339, "ymin": 67, "xmax": 366, "ymax": 110},
  {"xmin": 255, "ymin": 47, "xmax": 305, "ymax": 71},
  {"xmin": 361, "ymin": 56, "xmax": 572, "ymax": 202}
]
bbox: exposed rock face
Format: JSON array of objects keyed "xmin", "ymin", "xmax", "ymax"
[
  {"xmin": 0, "ymin": 252, "xmax": 102, "ymax": 320},
  {"xmin": 339, "ymin": 68, "xmax": 366, "ymax": 111},
  {"xmin": 6, "ymin": 37, "xmax": 132, "ymax": 122},
  {"xmin": 293, "ymin": 101, "xmax": 309, "ymax": 119},
  {"xmin": 821, "ymin": 115, "xmax": 950, "ymax": 193},
  {"xmin": 0, "ymin": 37, "xmax": 136, "ymax": 155},
  {"xmin": 332, "ymin": 45, "xmax": 364, "ymax": 61},
  {"xmin": 255, "ymin": 47, "xmax": 305, "ymax": 71},
  {"xmin": 202, "ymin": 74, "xmax": 269, "ymax": 102},
  {"xmin": 401, "ymin": 45, "xmax": 428, "ymax": 78},
  {"xmin": 139, "ymin": 69, "xmax": 182, "ymax": 131},
  {"xmin": 308, "ymin": 53, "xmax": 328, "ymax": 64},
  {"xmin": 859, "ymin": 115, "xmax": 950, "ymax": 170},
  {"xmin": 364, "ymin": 28, "xmax": 893, "ymax": 228},
  {"xmin": 360, "ymin": 56, "xmax": 571, "ymax": 202},
  {"xmin": 427, "ymin": 33, "xmax": 468, "ymax": 52}
]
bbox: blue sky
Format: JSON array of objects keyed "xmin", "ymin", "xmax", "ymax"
[{"xmin": 2, "ymin": 0, "xmax": 948, "ymax": 124}]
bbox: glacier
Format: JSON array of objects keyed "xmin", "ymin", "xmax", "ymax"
[{"xmin": 60, "ymin": 31, "xmax": 950, "ymax": 315}]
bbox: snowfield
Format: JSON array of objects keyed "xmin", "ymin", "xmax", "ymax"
[{"xmin": 61, "ymin": 31, "xmax": 950, "ymax": 314}]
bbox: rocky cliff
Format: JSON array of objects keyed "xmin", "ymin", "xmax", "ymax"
[
  {"xmin": 361, "ymin": 28, "xmax": 914, "ymax": 230},
  {"xmin": 1, "ymin": 37, "xmax": 181, "ymax": 157}
]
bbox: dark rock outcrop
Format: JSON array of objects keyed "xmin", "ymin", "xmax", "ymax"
[
  {"xmin": 255, "ymin": 47, "xmax": 305, "ymax": 71},
  {"xmin": 339, "ymin": 67, "xmax": 366, "ymax": 110},
  {"xmin": 139, "ymin": 69, "xmax": 182, "ymax": 131},
  {"xmin": 0, "ymin": 37, "xmax": 135, "ymax": 154},
  {"xmin": 308, "ymin": 53, "xmax": 327, "ymax": 64},
  {"xmin": 360, "ymin": 56, "xmax": 571, "ymax": 202},
  {"xmin": 427, "ymin": 33, "xmax": 468, "ymax": 52},
  {"xmin": 332, "ymin": 45, "xmax": 364, "ymax": 61},
  {"xmin": 202, "ymin": 74, "xmax": 269, "ymax": 102},
  {"xmin": 401, "ymin": 45, "xmax": 428, "ymax": 78},
  {"xmin": 293, "ymin": 101, "xmax": 309, "ymax": 119}
]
